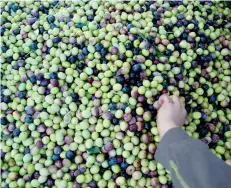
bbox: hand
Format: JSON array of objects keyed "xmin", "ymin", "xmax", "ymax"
[{"xmin": 155, "ymin": 94, "xmax": 187, "ymax": 138}]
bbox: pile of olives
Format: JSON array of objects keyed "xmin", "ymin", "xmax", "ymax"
[{"xmin": 1, "ymin": 1, "xmax": 231, "ymax": 187}]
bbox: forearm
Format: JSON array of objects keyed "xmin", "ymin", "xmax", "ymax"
[{"xmin": 155, "ymin": 128, "xmax": 231, "ymax": 188}]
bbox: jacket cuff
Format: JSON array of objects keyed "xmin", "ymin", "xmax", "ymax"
[{"xmin": 155, "ymin": 127, "xmax": 191, "ymax": 170}]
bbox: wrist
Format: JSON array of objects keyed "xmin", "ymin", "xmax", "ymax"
[{"xmin": 158, "ymin": 121, "xmax": 178, "ymax": 138}]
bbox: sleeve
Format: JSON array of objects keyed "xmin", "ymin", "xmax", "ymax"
[{"xmin": 155, "ymin": 127, "xmax": 231, "ymax": 188}]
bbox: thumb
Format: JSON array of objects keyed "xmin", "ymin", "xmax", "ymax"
[
  {"xmin": 159, "ymin": 94, "xmax": 170, "ymax": 105},
  {"xmin": 154, "ymin": 94, "xmax": 169, "ymax": 110}
]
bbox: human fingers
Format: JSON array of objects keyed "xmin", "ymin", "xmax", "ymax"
[
  {"xmin": 177, "ymin": 97, "xmax": 187, "ymax": 116},
  {"xmin": 170, "ymin": 95, "xmax": 180, "ymax": 106},
  {"xmin": 179, "ymin": 97, "xmax": 185, "ymax": 107},
  {"xmin": 155, "ymin": 94, "xmax": 173, "ymax": 111},
  {"xmin": 159, "ymin": 94, "xmax": 172, "ymax": 105},
  {"xmin": 154, "ymin": 94, "xmax": 168, "ymax": 110},
  {"xmin": 153, "ymin": 101, "xmax": 161, "ymax": 110}
]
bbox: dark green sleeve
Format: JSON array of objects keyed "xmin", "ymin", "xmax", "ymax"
[{"xmin": 155, "ymin": 127, "xmax": 231, "ymax": 188}]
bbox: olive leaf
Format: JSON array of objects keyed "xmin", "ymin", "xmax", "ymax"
[
  {"xmin": 139, "ymin": 34, "xmax": 146, "ymax": 40},
  {"xmin": 75, "ymin": 23, "xmax": 87, "ymax": 28},
  {"xmin": 195, "ymin": 41, "xmax": 199, "ymax": 49},
  {"xmin": 154, "ymin": 47, "xmax": 166, "ymax": 58},
  {"xmin": 1, "ymin": 134, "xmax": 12, "ymax": 141},
  {"xmin": 139, "ymin": 34, "xmax": 166, "ymax": 57},
  {"xmin": 156, "ymin": 51, "xmax": 166, "ymax": 58},
  {"xmin": 87, "ymin": 146, "xmax": 101, "ymax": 154}
]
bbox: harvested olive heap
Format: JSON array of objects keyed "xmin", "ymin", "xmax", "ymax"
[{"xmin": 1, "ymin": 0, "xmax": 231, "ymax": 187}]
